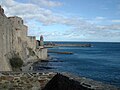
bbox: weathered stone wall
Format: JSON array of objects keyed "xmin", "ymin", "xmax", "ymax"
[
  {"xmin": 36, "ymin": 48, "xmax": 48, "ymax": 60},
  {"xmin": 21, "ymin": 25, "xmax": 28, "ymax": 41},
  {"xmin": 0, "ymin": 6, "xmax": 13, "ymax": 71},
  {"xmin": 0, "ymin": 5, "xmax": 48, "ymax": 71},
  {"xmin": 8, "ymin": 16, "xmax": 28, "ymax": 60},
  {"xmin": 27, "ymin": 36, "xmax": 36, "ymax": 51}
]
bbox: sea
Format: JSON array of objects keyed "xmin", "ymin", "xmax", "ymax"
[{"xmin": 33, "ymin": 42, "xmax": 120, "ymax": 87}]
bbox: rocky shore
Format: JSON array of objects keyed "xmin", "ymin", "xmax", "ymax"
[
  {"xmin": 0, "ymin": 72, "xmax": 56, "ymax": 90},
  {"xmin": 19, "ymin": 51, "xmax": 120, "ymax": 90},
  {"xmin": 0, "ymin": 72, "xmax": 119, "ymax": 90}
]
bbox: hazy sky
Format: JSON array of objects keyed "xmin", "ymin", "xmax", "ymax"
[{"xmin": 1, "ymin": 0, "xmax": 120, "ymax": 42}]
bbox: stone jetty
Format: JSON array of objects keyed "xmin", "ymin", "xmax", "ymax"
[
  {"xmin": 48, "ymin": 50, "xmax": 73, "ymax": 54},
  {"xmin": 44, "ymin": 43, "xmax": 91, "ymax": 48}
]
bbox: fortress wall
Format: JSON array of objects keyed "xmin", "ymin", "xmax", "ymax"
[
  {"xmin": 36, "ymin": 48, "xmax": 48, "ymax": 60},
  {"xmin": 0, "ymin": 5, "xmax": 48, "ymax": 71},
  {"xmin": 0, "ymin": 7, "xmax": 13, "ymax": 71},
  {"xmin": 27, "ymin": 36, "xmax": 36, "ymax": 51},
  {"xmin": 8, "ymin": 16, "xmax": 29, "ymax": 60},
  {"xmin": 21, "ymin": 25, "xmax": 28, "ymax": 41}
]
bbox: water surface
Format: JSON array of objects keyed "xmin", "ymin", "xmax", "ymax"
[{"xmin": 34, "ymin": 42, "xmax": 120, "ymax": 87}]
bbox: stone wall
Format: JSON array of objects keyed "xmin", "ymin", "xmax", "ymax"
[
  {"xmin": 0, "ymin": 5, "xmax": 48, "ymax": 71},
  {"xmin": 27, "ymin": 36, "xmax": 36, "ymax": 51},
  {"xmin": 8, "ymin": 16, "xmax": 28, "ymax": 60},
  {"xmin": 36, "ymin": 48, "xmax": 48, "ymax": 60},
  {"xmin": 0, "ymin": 6, "xmax": 13, "ymax": 71}
]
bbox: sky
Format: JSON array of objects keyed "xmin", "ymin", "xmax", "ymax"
[{"xmin": 1, "ymin": 0, "xmax": 120, "ymax": 42}]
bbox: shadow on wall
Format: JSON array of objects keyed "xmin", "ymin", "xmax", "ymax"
[{"xmin": 42, "ymin": 73, "xmax": 92, "ymax": 90}]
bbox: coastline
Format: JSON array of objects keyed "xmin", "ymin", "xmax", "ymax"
[
  {"xmin": 20, "ymin": 54, "xmax": 120, "ymax": 90},
  {"xmin": 20, "ymin": 41, "xmax": 120, "ymax": 89},
  {"xmin": 0, "ymin": 71, "xmax": 119, "ymax": 90},
  {"xmin": 0, "ymin": 51, "xmax": 119, "ymax": 89},
  {"xmin": 21, "ymin": 55, "xmax": 51, "ymax": 71}
]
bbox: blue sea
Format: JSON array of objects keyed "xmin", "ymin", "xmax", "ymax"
[{"xmin": 34, "ymin": 42, "xmax": 120, "ymax": 87}]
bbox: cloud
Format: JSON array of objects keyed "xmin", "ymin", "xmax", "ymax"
[
  {"xmin": 95, "ymin": 17, "xmax": 105, "ymax": 20},
  {"xmin": 111, "ymin": 20, "xmax": 120, "ymax": 23},
  {"xmin": 1, "ymin": 0, "xmax": 120, "ymax": 42},
  {"xmin": 1, "ymin": 0, "xmax": 120, "ymax": 30},
  {"xmin": 30, "ymin": 0, "xmax": 63, "ymax": 7},
  {"xmin": 1, "ymin": 0, "xmax": 92, "ymax": 28},
  {"xmin": 97, "ymin": 24, "xmax": 120, "ymax": 30}
]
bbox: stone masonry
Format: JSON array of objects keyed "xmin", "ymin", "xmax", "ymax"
[{"xmin": 0, "ymin": 5, "xmax": 48, "ymax": 71}]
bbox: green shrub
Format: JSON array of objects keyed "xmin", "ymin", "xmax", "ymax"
[{"xmin": 10, "ymin": 57, "xmax": 23, "ymax": 68}]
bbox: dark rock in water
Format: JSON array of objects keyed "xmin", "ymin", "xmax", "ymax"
[
  {"xmin": 39, "ymin": 66, "xmax": 54, "ymax": 70},
  {"xmin": 57, "ymin": 52, "xmax": 73, "ymax": 54},
  {"xmin": 42, "ymin": 73, "xmax": 92, "ymax": 90},
  {"xmin": 41, "ymin": 60, "xmax": 63, "ymax": 62},
  {"xmin": 48, "ymin": 50, "xmax": 73, "ymax": 54},
  {"xmin": 41, "ymin": 60, "xmax": 49, "ymax": 62},
  {"xmin": 33, "ymin": 61, "xmax": 40, "ymax": 65},
  {"xmin": 33, "ymin": 66, "xmax": 55, "ymax": 71}
]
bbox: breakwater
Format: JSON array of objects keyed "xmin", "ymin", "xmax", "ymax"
[
  {"xmin": 55, "ymin": 43, "xmax": 91, "ymax": 47},
  {"xmin": 44, "ymin": 43, "xmax": 91, "ymax": 48},
  {"xmin": 48, "ymin": 50, "xmax": 73, "ymax": 54}
]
